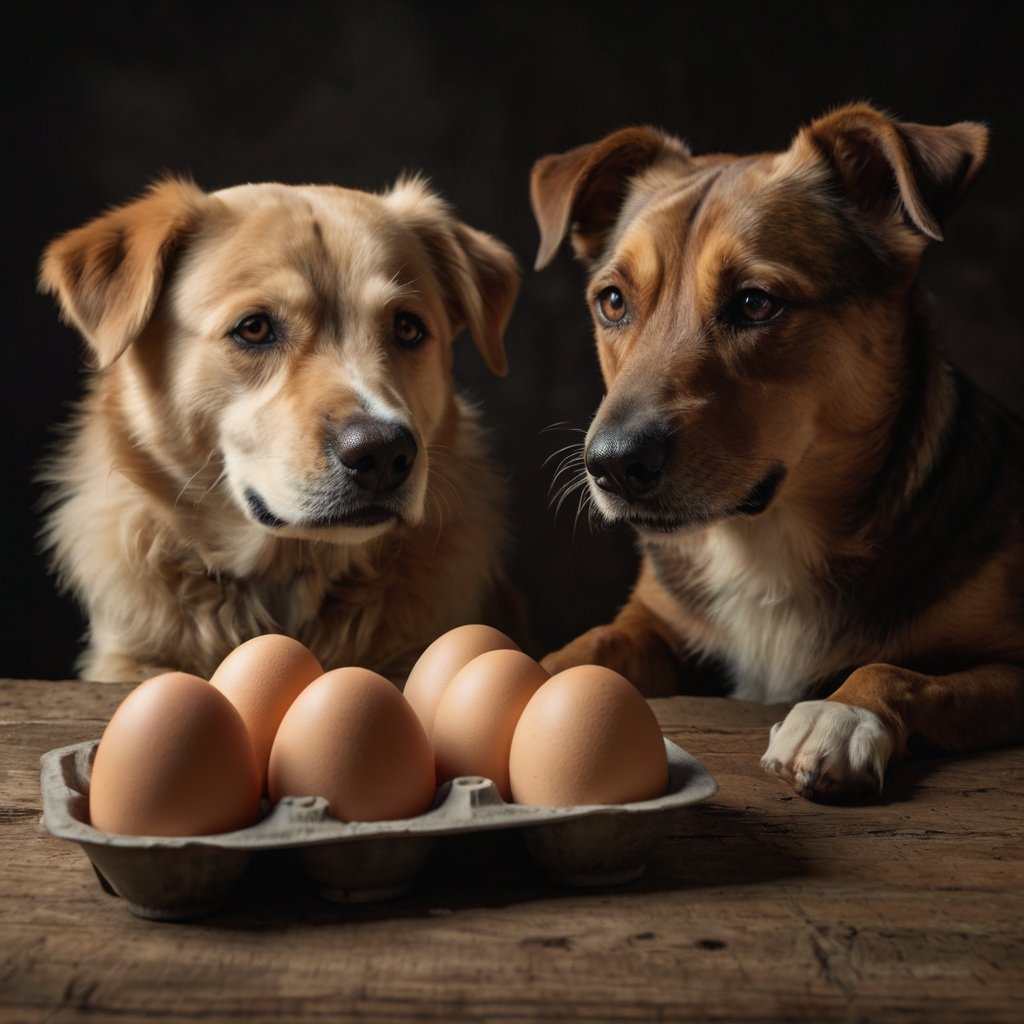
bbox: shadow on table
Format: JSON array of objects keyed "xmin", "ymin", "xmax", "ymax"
[
  {"xmin": 182, "ymin": 749, "xmax": 1020, "ymax": 928},
  {"xmin": 190, "ymin": 802, "xmax": 810, "ymax": 931}
]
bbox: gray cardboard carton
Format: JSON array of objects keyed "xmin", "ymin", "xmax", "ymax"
[{"xmin": 40, "ymin": 737, "xmax": 717, "ymax": 920}]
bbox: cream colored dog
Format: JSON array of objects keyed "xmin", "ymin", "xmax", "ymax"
[{"xmin": 40, "ymin": 176, "xmax": 519, "ymax": 682}]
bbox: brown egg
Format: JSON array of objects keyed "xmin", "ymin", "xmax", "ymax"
[
  {"xmin": 431, "ymin": 649, "xmax": 550, "ymax": 799},
  {"xmin": 268, "ymin": 667, "xmax": 436, "ymax": 822},
  {"xmin": 89, "ymin": 672, "xmax": 261, "ymax": 836},
  {"xmin": 209, "ymin": 633, "xmax": 323, "ymax": 792},
  {"xmin": 508, "ymin": 665, "xmax": 669, "ymax": 807},
  {"xmin": 402, "ymin": 624, "xmax": 520, "ymax": 737}
]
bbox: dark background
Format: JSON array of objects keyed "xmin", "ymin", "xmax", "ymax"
[{"xmin": 4, "ymin": 1, "xmax": 1022, "ymax": 679}]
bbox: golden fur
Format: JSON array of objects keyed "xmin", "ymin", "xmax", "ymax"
[
  {"xmin": 531, "ymin": 103, "xmax": 1024, "ymax": 799},
  {"xmin": 40, "ymin": 176, "xmax": 519, "ymax": 682}
]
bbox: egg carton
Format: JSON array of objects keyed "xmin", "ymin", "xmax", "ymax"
[{"xmin": 39, "ymin": 737, "xmax": 717, "ymax": 921}]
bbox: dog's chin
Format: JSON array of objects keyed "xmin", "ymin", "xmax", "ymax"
[
  {"xmin": 242, "ymin": 487, "xmax": 409, "ymax": 543},
  {"xmin": 590, "ymin": 466, "xmax": 787, "ymax": 535}
]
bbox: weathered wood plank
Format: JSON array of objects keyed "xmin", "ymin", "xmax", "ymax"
[{"xmin": 1, "ymin": 679, "xmax": 1022, "ymax": 1023}]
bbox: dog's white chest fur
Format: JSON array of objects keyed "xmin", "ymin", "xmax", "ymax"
[{"xmin": 670, "ymin": 516, "xmax": 835, "ymax": 703}]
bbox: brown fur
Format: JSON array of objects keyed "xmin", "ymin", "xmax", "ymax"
[
  {"xmin": 40, "ymin": 176, "xmax": 520, "ymax": 682},
  {"xmin": 531, "ymin": 104, "xmax": 1024, "ymax": 797}
]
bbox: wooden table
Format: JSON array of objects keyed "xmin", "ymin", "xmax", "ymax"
[{"xmin": 2, "ymin": 679, "xmax": 1022, "ymax": 1023}]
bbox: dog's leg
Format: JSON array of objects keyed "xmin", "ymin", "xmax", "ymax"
[
  {"xmin": 762, "ymin": 663, "xmax": 1024, "ymax": 800},
  {"xmin": 82, "ymin": 617, "xmax": 189, "ymax": 682},
  {"xmin": 82, "ymin": 651, "xmax": 179, "ymax": 684},
  {"xmin": 540, "ymin": 598, "xmax": 691, "ymax": 697}
]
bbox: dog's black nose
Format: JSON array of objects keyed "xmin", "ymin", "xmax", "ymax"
[
  {"xmin": 333, "ymin": 418, "xmax": 418, "ymax": 493},
  {"xmin": 585, "ymin": 422, "xmax": 670, "ymax": 499}
]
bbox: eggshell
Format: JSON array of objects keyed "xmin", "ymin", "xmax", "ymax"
[
  {"xmin": 402, "ymin": 624, "xmax": 520, "ymax": 737},
  {"xmin": 431, "ymin": 649, "xmax": 550, "ymax": 799},
  {"xmin": 209, "ymin": 633, "xmax": 323, "ymax": 792},
  {"xmin": 89, "ymin": 672, "xmax": 261, "ymax": 836},
  {"xmin": 268, "ymin": 667, "xmax": 435, "ymax": 822},
  {"xmin": 508, "ymin": 665, "xmax": 669, "ymax": 807}
]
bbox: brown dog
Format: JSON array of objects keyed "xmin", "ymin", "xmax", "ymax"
[
  {"xmin": 531, "ymin": 103, "xmax": 1024, "ymax": 799},
  {"xmin": 40, "ymin": 176, "xmax": 519, "ymax": 683}
]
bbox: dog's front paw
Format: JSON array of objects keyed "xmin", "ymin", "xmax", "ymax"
[
  {"xmin": 541, "ymin": 623, "xmax": 683, "ymax": 696},
  {"xmin": 540, "ymin": 623, "xmax": 658, "ymax": 683},
  {"xmin": 761, "ymin": 700, "xmax": 895, "ymax": 801},
  {"xmin": 540, "ymin": 627, "xmax": 613, "ymax": 676}
]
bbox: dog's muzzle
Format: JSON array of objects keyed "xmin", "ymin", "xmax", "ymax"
[
  {"xmin": 242, "ymin": 416, "xmax": 420, "ymax": 532},
  {"xmin": 583, "ymin": 415, "xmax": 786, "ymax": 531}
]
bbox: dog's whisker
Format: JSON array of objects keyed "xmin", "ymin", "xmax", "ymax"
[
  {"xmin": 544, "ymin": 436, "xmax": 595, "ymax": 531},
  {"xmin": 539, "ymin": 421, "xmax": 586, "ymax": 436},
  {"xmin": 542, "ymin": 442, "xmax": 586, "ymax": 470},
  {"xmin": 572, "ymin": 485, "xmax": 600, "ymax": 542},
  {"xmin": 549, "ymin": 452, "xmax": 586, "ymax": 483},
  {"xmin": 547, "ymin": 446, "xmax": 587, "ymax": 491},
  {"xmin": 550, "ymin": 473, "xmax": 589, "ymax": 515},
  {"xmin": 548, "ymin": 454, "xmax": 587, "ymax": 492},
  {"xmin": 202, "ymin": 467, "xmax": 228, "ymax": 500},
  {"xmin": 550, "ymin": 472, "xmax": 586, "ymax": 505},
  {"xmin": 427, "ymin": 475, "xmax": 459, "ymax": 521},
  {"xmin": 549, "ymin": 459, "xmax": 595, "ymax": 527},
  {"xmin": 174, "ymin": 451, "xmax": 220, "ymax": 509},
  {"xmin": 423, "ymin": 463, "xmax": 467, "ymax": 555},
  {"xmin": 556, "ymin": 486, "xmax": 590, "ymax": 525},
  {"xmin": 424, "ymin": 451, "xmax": 467, "ymax": 524}
]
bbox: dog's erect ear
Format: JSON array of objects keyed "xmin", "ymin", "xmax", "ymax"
[
  {"xmin": 39, "ymin": 177, "xmax": 206, "ymax": 368},
  {"xmin": 387, "ymin": 178, "xmax": 519, "ymax": 377},
  {"xmin": 530, "ymin": 126, "xmax": 691, "ymax": 270},
  {"xmin": 796, "ymin": 103, "xmax": 988, "ymax": 242}
]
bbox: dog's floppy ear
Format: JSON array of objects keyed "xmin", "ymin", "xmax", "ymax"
[
  {"xmin": 796, "ymin": 103, "xmax": 988, "ymax": 242},
  {"xmin": 444, "ymin": 220, "xmax": 520, "ymax": 377},
  {"xmin": 39, "ymin": 177, "xmax": 206, "ymax": 368},
  {"xmin": 530, "ymin": 126, "xmax": 691, "ymax": 270},
  {"xmin": 386, "ymin": 178, "xmax": 519, "ymax": 377}
]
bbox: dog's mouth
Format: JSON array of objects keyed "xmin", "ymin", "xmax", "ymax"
[
  {"xmin": 607, "ymin": 465, "xmax": 788, "ymax": 533},
  {"xmin": 236, "ymin": 415, "xmax": 423, "ymax": 536},
  {"xmin": 245, "ymin": 490, "xmax": 287, "ymax": 529},
  {"xmin": 244, "ymin": 488, "xmax": 401, "ymax": 531},
  {"xmin": 732, "ymin": 465, "xmax": 787, "ymax": 517}
]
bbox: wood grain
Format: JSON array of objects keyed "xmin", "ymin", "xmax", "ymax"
[{"xmin": 2, "ymin": 678, "xmax": 1022, "ymax": 1022}]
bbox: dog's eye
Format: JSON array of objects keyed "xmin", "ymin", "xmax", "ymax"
[
  {"xmin": 394, "ymin": 312, "xmax": 427, "ymax": 349},
  {"xmin": 231, "ymin": 313, "xmax": 276, "ymax": 346},
  {"xmin": 734, "ymin": 289, "xmax": 782, "ymax": 325},
  {"xmin": 596, "ymin": 287, "xmax": 628, "ymax": 325}
]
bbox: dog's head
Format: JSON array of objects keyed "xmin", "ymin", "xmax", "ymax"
[
  {"xmin": 41, "ymin": 177, "xmax": 518, "ymax": 544},
  {"xmin": 531, "ymin": 103, "xmax": 987, "ymax": 533}
]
